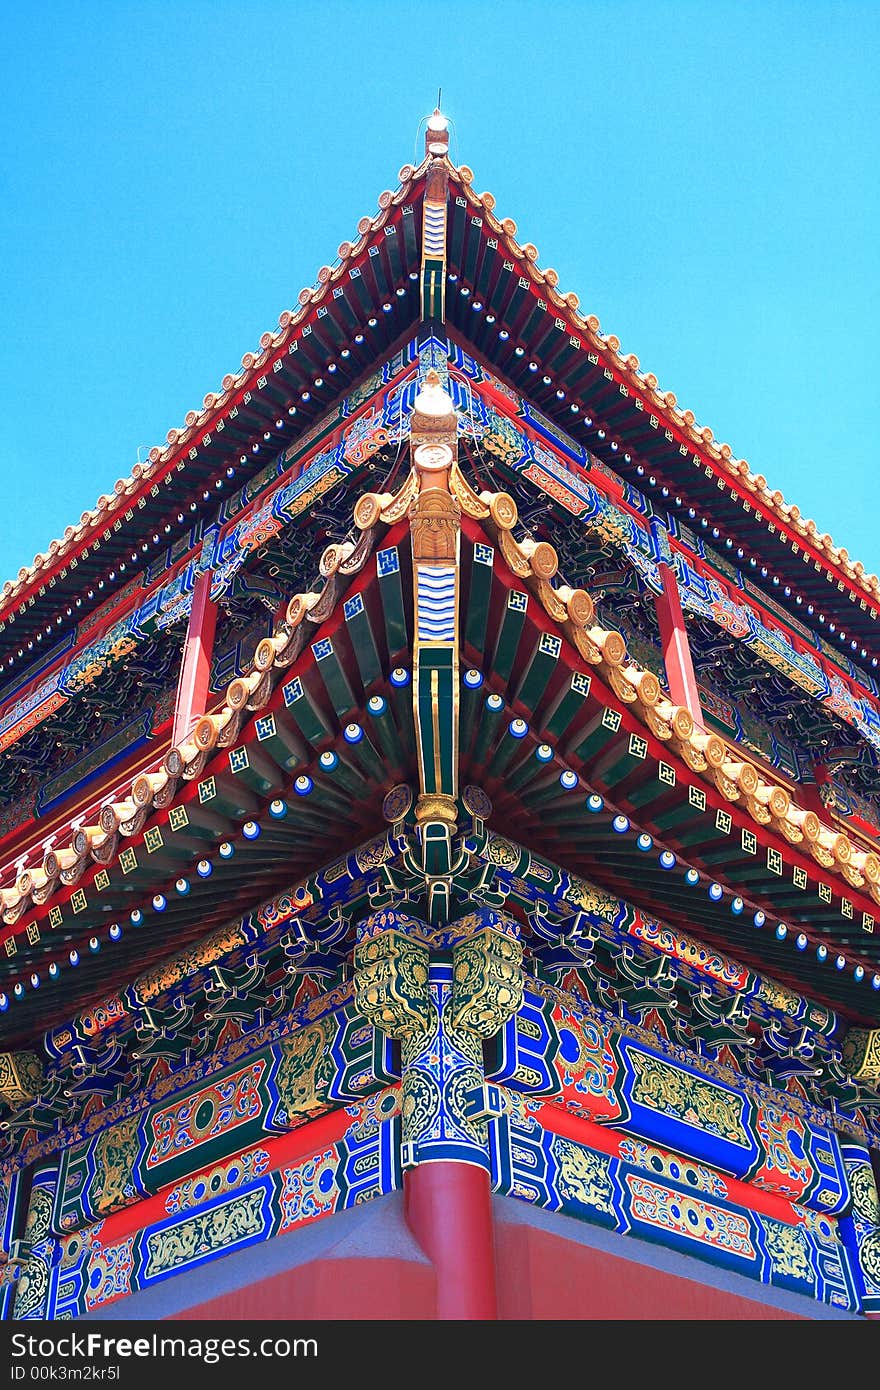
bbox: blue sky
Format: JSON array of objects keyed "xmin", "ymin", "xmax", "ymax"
[{"xmin": 1, "ymin": 1, "xmax": 878, "ymax": 587}]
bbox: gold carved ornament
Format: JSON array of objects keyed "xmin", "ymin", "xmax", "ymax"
[
  {"xmin": 842, "ymin": 1028, "xmax": 880, "ymax": 1084},
  {"xmin": 275, "ymin": 1018, "xmax": 336, "ymax": 1118},
  {"xmin": 451, "ymin": 928, "xmax": 524, "ymax": 1038},
  {"xmin": 409, "ymin": 488, "xmax": 461, "ymax": 566},
  {"xmin": 0, "ymin": 1051, "xmax": 43, "ymax": 1106},
  {"xmin": 353, "ymin": 931, "xmax": 431, "ymax": 1039}
]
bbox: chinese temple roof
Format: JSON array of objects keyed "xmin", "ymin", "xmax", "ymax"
[
  {"xmin": 1, "ymin": 114, "xmax": 878, "ymax": 1054},
  {"xmin": 2, "ymin": 460, "xmax": 879, "ymax": 1044},
  {"xmin": 2, "ymin": 142, "xmax": 877, "ymax": 658}
]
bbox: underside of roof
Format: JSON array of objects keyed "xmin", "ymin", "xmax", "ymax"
[
  {"xmin": 2, "ymin": 439, "xmax": 878, "ymax": 1054},
  {"xmin": 0, "ymin": 124, "xmax": 877, "ymax": 1174}
]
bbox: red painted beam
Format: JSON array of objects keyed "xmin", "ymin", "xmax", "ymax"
[
  {"xmin": 172, "ymin": 569, "xmax": 218, "ymax": 746},
  {"xmin": 654, "ymin": 561, "xmax": 703, "ymax": 726},
  {"xmin": 405, "ymin": 1162, "xmax": 498, "ymax": 1320}
]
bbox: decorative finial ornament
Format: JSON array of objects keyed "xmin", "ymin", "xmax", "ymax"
[
  {"xmin": 411, "ymin": 369, "xmax": 457, "ymax": 449},
  {"xmin": 413, "ymin": 367, "xmax": 451, "ymax": 410},
  {"xmin": 406, "ymin": 356, "xmax": 461, "ymax": 923},
  {"xmin": 425, "ymin": 107, "xmax": 449, "ymax": 159},
  {"xmin": 421, "ymin": 113, "xmax": 449, "ymax": 321}
]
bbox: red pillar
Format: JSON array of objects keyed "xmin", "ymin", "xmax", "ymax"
[
  {"xmin": 404, "ymin": 1162, "xmax": 498, "ymax": 1319},
  {"xmin": 654, "ymin": 562, "xmax": 703, "ymax": 726},
  {"xmin": 798, "ymin": 765, "xmax": 829, "ymax": 817},
  {"xmin": 171, "ymin": 569, "xmax": 218, "ymax": 746}
]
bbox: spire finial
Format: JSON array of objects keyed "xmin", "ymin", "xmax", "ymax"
[{"xmin": 425, "ymin": 103, "xmax": 449, "ymax": 159}]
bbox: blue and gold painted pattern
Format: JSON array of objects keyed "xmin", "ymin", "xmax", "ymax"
[
  {"xmin": 0, "ymin": 955, "xmax": 871, "ymax": 1318},
  {"xmin": 44, "ymin": 1084, "xmax": 858, "ymax": 1316},
  {"xmin": 470, "ymin": 831, "xmax": 840, "ymax": 1042},
  {"xmin": 43, "ymin": 830, "xmax": 404, "ymax": 1064},
  {"xmin": 401, "ymin": 962, "xmax": 489, "ymax": 1169},
  {"xmin": 35, "ymin": 710, "xmax": 155, "ymax": 817},
  {"xmin": 53, "ymin": 997, "xmax": 394, "ymax": 1235},
  {"xmin": 0, "ymin": 670, "xmax": 67, "ymax": 754},
  {"xmin": 490, "ymin": 1102, "xmax": 858, "ymax": 1313},
  {"xmin": 12, "ymin": 1164, "xmax": 60, "ymax": 1321},
  {"xmin": 0, "ymin": 1171, "xmax": 20, "ymax": 1259},
  {"xmin": 839, "ymin": 1143, "xmax": 880, "ymax": 1315},
  {"xmin": 486, "ymin": 984, "xmax": 849, "ymax": 1214},
  {"xmin": 49, "ymin": 1091, "xmax": 402, "ymax": 1319}
]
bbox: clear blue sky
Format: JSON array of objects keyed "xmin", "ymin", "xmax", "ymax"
[{"xmin": 2, "ymin": 1, "xmax": 878, "ymax": 588}]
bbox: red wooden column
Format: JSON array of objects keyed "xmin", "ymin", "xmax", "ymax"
[
  {"xmin": 404, "ymin": 1163, "xmax": 498, "ymax": 1320},
  {"xmin": 171, "ymin": 569, "xmax": 218, "ymax": 745},
  {"xmin": 797, "ymin": 764, "xmax": 830, "ymax": 817},
  {"xmin": 654, "ymin": 562, "xmax": 703, "ymax": 726}
]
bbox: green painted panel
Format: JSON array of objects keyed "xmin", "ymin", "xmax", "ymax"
[
  {"xmin": 465, "ymin": 544, "xmax": 495, "ymax": 657},
  {"xmin": 491, "ymin": 590, "xmax": 528, "ymax": 686},
  {"xmin": 514, "ymin": 631, "xmax": 562, "ymax": 715},
  {"xmin": 253, "ymin": 711, "xmax": 308, "ymax": 773},
  {"xmin": 470, "ymin": 692, "xmax": 506, "ymax": 768},
  {"xmin": 568, "ymin": 709, "xmax": 622, "ymax": 764},
  {"xmin": 377, "ymin": 546, "xmax": 407, "ymax": 659},
  {"xmin": 416, "ymin": 650, "xmax": 456, "ymax": 796},
  {"xmin": 282, "ymin": 674, "xmax": 332, "ymax": 744},
  {"xmin": 313, "ymin": 639, "xmax": 357, "ymax": 720},
  {"xmin": 227, "ymin": 744, "xmax": 280, "ymax": 796},
  {"xmin": 194, "ymin": 773, "xmax": 258, "ymax": 822},
  {"xmin": 344, "ymin": 594, "xmax": 382, "ymax": 692},
  {"xmin": 542, "ymin": 671, "xmax": 592, "ymax": 739},
  {"xmin": 365, "ymin": 698, "xmax": 407, "ymax": 771}
]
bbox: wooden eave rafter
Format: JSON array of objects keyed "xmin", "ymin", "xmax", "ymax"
[
  {"xmin": 0, "ymin": 529, "xmax": 415, "ymax": 1045},
  {"xmin": 2, "ymin": 482, "xmax": 880, "ymax": 1041}
]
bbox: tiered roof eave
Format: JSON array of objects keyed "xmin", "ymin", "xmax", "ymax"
[
  {"xmin": 2, "ymin": 485, "xmax": 880, "ymax": 1032},
  {"xmin": 2, "ymin": 148, "xmax": 878, "ymax": 630},
  {"xmin": 443, "ymin": 161, "xmax": 879, "ymax": 605},
  {"xmin": 0, "ymin": 156, "xmax": 433, "ymax": 620}
]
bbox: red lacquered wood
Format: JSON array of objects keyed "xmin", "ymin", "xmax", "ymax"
[
  {"xmin": 405, "ymin": 1161, "xmax": 498, "ymax": 1320},
  {"xmin": 172, "ymin": 568, "xmax": 218, "ymax": 746},
  {"xmin": 654, "ymin": 560, "xmax": 703, "ymax": 725}
]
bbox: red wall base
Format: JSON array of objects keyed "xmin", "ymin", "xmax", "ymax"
[
  {"xmin": 494, "ymin": 1217, "xmax": 805, "ymax": 1320},
  {"xmin": 168, "ymin": 1208, "xmax": 813, "ymax": 1321},
  {"xmin": 169, "ymin": 1256, "xmax": 436, "ymax": 1321}
]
